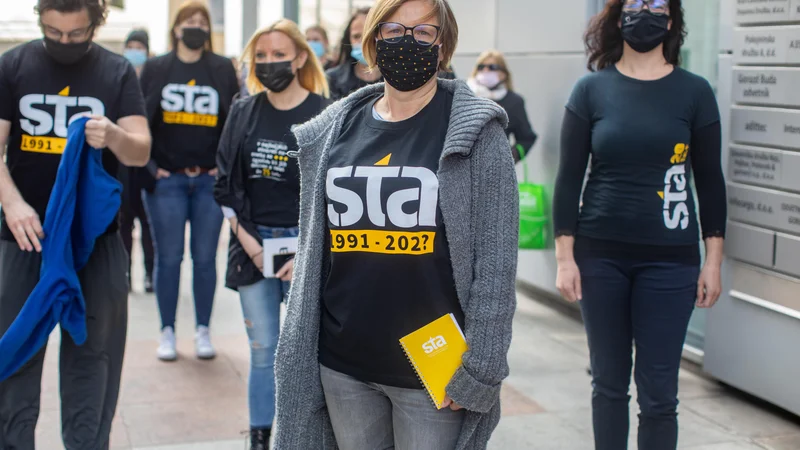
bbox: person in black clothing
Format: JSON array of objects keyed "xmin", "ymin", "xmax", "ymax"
[
  {"xmin": 553, "ymin": 1, "xmax": 726, "ymax": 449},
  {"xmin": 139, "ymin": 1, "xmax": 240, "ymax": 362},
  {"xmin": 214, "ymin": 19, "xmax": 329, "ymax": 450},
  {"xmin": 325, "ymin": 8, "xmax": 382, "ymax": 100},
  {"xmin": 467, "ymin": 49, "xmax": 536, "ymax": 163},
  {"xmin": 119, "ymin": 28, "xmax": 155, "ymax": 293},
  {"xmin": 0, "ymin": 1, "xmax": 151, "ymax": 448}
]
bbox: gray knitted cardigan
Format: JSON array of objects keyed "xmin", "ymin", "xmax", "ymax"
[{"xmin": 274, "ymin": 79, "xmax": 519, "ymax": 450}]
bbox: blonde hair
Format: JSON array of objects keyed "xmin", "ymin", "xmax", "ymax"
[
  {"xmin": 362, "ymin": 0, "xmax": 458, "ymax": 73},
  {"xmin": 471, "ymin": 50, "xmax": 514, "ymax": 91},
  {"xmin": 241, "ymin": 19, "xmax": 330, "ymax": 98}
]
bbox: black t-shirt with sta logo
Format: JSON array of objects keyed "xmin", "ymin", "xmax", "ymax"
[
  {"xmin": 243, "ymin": 92, "xmax": 327, "ymax": 227},
  {"xmin": 151, "ymin": 56, "xmax": 223, "ymax": 171},
  {"xmin": 319, "ymin": 88, "xmax": 465, "ymax": 389},
  {"xmin": 0, "ymin": 40, "xmax": 146, "ymax": 241}
]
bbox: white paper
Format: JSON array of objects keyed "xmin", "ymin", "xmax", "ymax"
[{"xmin": 262, "ymin": 237, "xmax": 298, "ymax": 278}]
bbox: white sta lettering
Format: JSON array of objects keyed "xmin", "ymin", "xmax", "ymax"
[
  {"xmin": 663, "ymin": 164, "xmax": 690, "ymax": 230},
  {"xmin": 327, "ymin": 165, "xmax": 439, "ymax": 228},
  {"xmin": 19, "ymin": 93, "xmax": 105, "ymax": 138},
  {"xmin": 160, "ymin": 83, "xmax": 219, "ymax": 115},
  {"xmin": 422, "ymin": 335, "xmax": 447, "ymax": 354}
]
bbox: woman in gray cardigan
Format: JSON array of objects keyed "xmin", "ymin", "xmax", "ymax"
[{"xmin": 273, "ymin": 1, "xmax": 519, "ymax": 448}]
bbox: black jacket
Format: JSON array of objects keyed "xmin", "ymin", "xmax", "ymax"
[
  {"xmin": 139, "ymin": 51, "xmax": 239, "ymax": 191},
  {"xmin": 496, "ymin": 90, "xmax": 537, "ymax": 162},
  {"xmin": 326, "ymin": 63, "xmax": 381, "ymax": 101},
  {"xmin": 213, "ymin": 94, "xmax": 264, "ymax": 290}
]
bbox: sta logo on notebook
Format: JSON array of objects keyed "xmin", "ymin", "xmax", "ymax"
[
  {"xmin": 423, "ymin": 335, "xmax": 448, "ymax": 355},
  {"xmin": 161, "ymin": 79, "xmax": 219, "ymax": 127},
  {"xmin": 19, "ymin": 86, "xmax": 105, "ymax": 154}
]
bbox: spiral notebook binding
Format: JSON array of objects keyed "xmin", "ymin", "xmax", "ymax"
[{"xmin": 399, "ymin": 341, "xmax": 441, "ymax": 409}]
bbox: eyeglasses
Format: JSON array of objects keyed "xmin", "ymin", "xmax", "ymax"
[
  {"xmin": 41, "ymin": 24, "xmax": 94, "ymax": 42},
  {"xmin": 477, "ymin": 64, "xmax": 504, "ymax": 71},
  {"xmin": 377, "ymin": 22, "xmax": 441, "ymax": 46},
  {"xmin": 623, "ymin": 0, "xmax": 669, "ymax": 14}
]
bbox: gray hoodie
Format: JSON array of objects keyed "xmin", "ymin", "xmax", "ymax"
[{"xmin": 274, "ymin": 79, "xmax": 519, "ymax": 449}]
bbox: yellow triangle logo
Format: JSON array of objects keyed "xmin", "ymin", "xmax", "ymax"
[
  {"xmin": 375, "ymin": 153, "xmax": 392, "ymax": 166},
  {"xmin": 187, "ymin": 79, "xmax": 196, "ymax": 86},
  {"xmin": 58, "ymin": 86, "xmax": 70, "ymax": 96},
  {"xmin": 657, "ymin": 191, "xmax": 664, "ymax": 199}
]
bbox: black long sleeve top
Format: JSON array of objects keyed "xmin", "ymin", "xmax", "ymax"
[{"xmin": 552, "ymin": 66, "xmax": 727, "ymax": 264}]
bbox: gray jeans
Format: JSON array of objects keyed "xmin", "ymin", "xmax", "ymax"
[
  {"xmin": 320, "ymin": 364, "xmax": 465, "ymax": 450},
  {"xmin": 0, "ymin": 234, "xmax": 129, "ymax": 450}
]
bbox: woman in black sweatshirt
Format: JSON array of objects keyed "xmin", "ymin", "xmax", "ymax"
[
  {"xmin": 467, "ymin": 50, "xmax": 537, "ymax": 163},
  {"xmin": 552, "ymin": 1, "xmax": 726, "ymax": 449},
  {"xmin": 139, "ymin": 2, "xmax": 240, "ymax": 363}
]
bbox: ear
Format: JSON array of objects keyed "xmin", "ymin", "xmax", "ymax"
[
  {"xmin": 296, "ymin": 50, "xmax": 309, "ymax": 70},
  {"xmin": 668, "ymin": 18, "xmax": 673, "ymax": 30},
  {"xmin": 437, "ymin": 44, "xmax": 444, "ymax": 65}
]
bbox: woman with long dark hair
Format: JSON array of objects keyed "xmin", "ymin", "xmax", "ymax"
[
  {"xmin": 553, "ymin": 1, "xmax": 726, "ymax": 449},
  {"xmin": 325, "ymin": 8, "xmax": 382, "ymax": 100},
  {"xmin": 140, "ymin": 1, "xmax": 240, "ymax": 362},
  {"xmin": 214, "ymin": 19, "xmax": 329, "ymax": 450}
]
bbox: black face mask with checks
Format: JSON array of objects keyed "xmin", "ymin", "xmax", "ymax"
[{"xmin": 376, "ymin": 35, "xmax": 440, "ymax": 92}]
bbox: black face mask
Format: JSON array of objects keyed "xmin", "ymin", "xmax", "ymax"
[
  {"xmin": 256, "ymin": 61, "xmax": 296, "ymax": 93},
  {"xmin": 181, "ymin": 27, "xmax": 209, "ymax": 50},
  {"xmin": 621, "ymin": 11, "xmax": 670, "ymax": 53},
  {"xmin": 376, "ymin": 35, "xmax": 440, "ymax": 92},
  {"xmin": 43, "ymin": 37, "xmax": 91, "ymax": 65}
]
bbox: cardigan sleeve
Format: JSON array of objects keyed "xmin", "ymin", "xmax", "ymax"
[{"xmin": 445, "ymin": 120, "xmax": 518, "ymax": 414}]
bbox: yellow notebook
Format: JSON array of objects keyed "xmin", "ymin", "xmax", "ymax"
[{"xmin": 399, "ymin": 313, "xmax": 468, "ymax": 410}]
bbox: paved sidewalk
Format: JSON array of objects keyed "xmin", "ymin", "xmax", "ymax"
[{"xmin": 31, "ymin": 227, "xmax": 800, "ymax": 449}]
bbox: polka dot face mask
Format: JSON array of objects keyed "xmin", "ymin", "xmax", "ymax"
[{"xmin": 376, "ymin": 35, "xmax": 440, "ymax": 92}]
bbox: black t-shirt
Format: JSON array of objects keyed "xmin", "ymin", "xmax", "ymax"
[
  {"xmin": 150, "ymin": 56, "xmax": 224, "ymax": 171},
  {"xmin": 244, "ymin": 93, "xmax": 327, "ymax": 227},
  {"xmin": 319, "ymin": 88, "xmax": 464, "ymax": 389},
  {"xmin": 564, "ymin": 66, "xmax": 720, "ymax": 248},
  {"xmin": 0, "ymin": 40, "xmax": 146, "ymax": 241}
]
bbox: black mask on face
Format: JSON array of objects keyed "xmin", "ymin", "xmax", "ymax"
[
  {"xmin": 621, "ymin": 10, "xmax": 670, "ymax": 53},
  {"xmin": 43, "ymin": 37, "xmax": 91, "ymax": 65},
  {"xmin": 376, "ymin": 35, "xmax": 440, "ymax": 92},
  {"xmin": 255, "ymin": 61, "xmax": 296, "ymax": 93},
  {"xmin": 181, "ymin": 27, "xmax": 209, "ymax": 50}
]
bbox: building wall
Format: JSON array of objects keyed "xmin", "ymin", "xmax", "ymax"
[
  {"xmin": 0, "ymin": 0, "xmax": 159, "ymax": 54},
  {"xmin": 703, "ymin": 0, "xmax": 800, "ymax": 416},
  {"xmin": 445, "ymin": 0, "xmax": 594, "ymax": 297}
]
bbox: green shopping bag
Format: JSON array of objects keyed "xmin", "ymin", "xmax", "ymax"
[{"xmin": 518, "ymin": 150, "xmax": 549, "ymax": 250}]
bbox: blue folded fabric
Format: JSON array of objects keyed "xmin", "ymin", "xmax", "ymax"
[{"xmin": 0, "ymin": 117, "xmax": 121, "ymax": 381}]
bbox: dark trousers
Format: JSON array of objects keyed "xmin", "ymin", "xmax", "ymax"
[
  {"xmin": 0, "ymin": 234, "xmax": 129, "ymax": 450},
  {"xmin": 576, "ymin": 257, "xmax": 699, "ymax": 450},
  {"xmin": 119, "ymin": 188, "xmax": 154, "ymax": 282}
]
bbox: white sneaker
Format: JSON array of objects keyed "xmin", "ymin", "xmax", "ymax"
[
  {"xmin": 195, "ymin": 326, "xmax": 216, "ymax": 360},
  {"xmin": 157, "ymin": 327, "xmax": 177, "ymax": 361}
]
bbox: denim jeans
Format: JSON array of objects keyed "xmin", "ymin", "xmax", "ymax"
[
  {"xmin": 576, "ymin": 257, "xmax": 700, "ymax": 450},
  {"xmin": 239, "ymin": 225, "xmax": 297, "ymax": 428},
  {"xmin": 144, "ymin": 173, "xmax": 223, "ymax": 330},
  {"xmin": 320, "ymin": 365, "xmax": 465, "ymax": 450}
]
